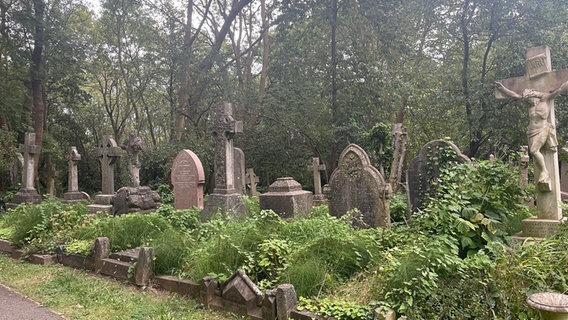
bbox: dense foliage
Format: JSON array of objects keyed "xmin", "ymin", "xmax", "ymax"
[{"xmin": 0, "ymin": 160, "xmax": 566, "ymax": 319}]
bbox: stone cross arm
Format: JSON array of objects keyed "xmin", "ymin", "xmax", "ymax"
[{"xmin": 495, "ymin": 69, "xmax": 568, "ymax": 99}]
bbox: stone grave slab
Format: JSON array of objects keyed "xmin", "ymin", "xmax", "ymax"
[{"xmin": 259, "ymin": 177, "xmax": 313, "ymax": 218}]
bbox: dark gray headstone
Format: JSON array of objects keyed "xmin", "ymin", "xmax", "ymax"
[
  {"xmin": 406, "ymin": 140, "xmax": 470, "ymax": 213},
  {"xmin": 329, "ymin": 144, "xmax": 392, "ymax": 228},
  {"xmin": 234, "ymin": 147, "xmax": 246, "ymax": 194}
]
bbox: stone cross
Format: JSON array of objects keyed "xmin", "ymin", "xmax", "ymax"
[
  {"xmin": 19, "ymin": 132, "xmax": 40, "ymax": 191},
  {"xmin": 495, "ymin": 46, "xmax": 568, "ymax": 221},
  {"xmin": 245, "ymin": 168, "xmax": 259, "ymax": 196},
  {"xmin": 307, "ymin": 157, "xmax": 326, "ymax": 195},
  {"xmin": 208, "ymin": 102, "xmax": 243, "ymax": 192},
  {"xmin": 67, "ymin": 146, "xmax": 81, "ymax": 192},
  {"xmin": 97, "ymin": 135, "xmax": 122, "ymax": 194}
]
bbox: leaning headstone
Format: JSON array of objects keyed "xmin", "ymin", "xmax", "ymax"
[
  {"xmin": 259, "ymin": 177, "xmax": 313, "ymax": 218},
  {"xmin": 172, "ymin": 149, "xmax": 205, "ymax": 209},
  {"xmin": 496, "ymin": 46, "xmax": 568, "ymax": 238},
  {"xmin": 234, "ymin": 147, "xmax": 246, "ymax": 194},
  {"xmin": 7, "ymin": 132, "xmax": 42, "ymax": 208},
  {"xmin": 88, "ymin": 135, "xmax": 122, "ymax": 214},
  {"xmin": 63, "ymin": 146, "xmax": 89, "ymax": 203},
  {"xmin": 406, "ymin": 140, "xmax": 470, "ymax": 214},
  {"xmin": 245, "ymin": 168, "xmax": 259, "ymax": 196},
  {"xmin": 201, "ymin": 102, "xmax": 247, "ymax": 220},
  {"xmin": 307, "ymin": 157, "xmax": 327, "ymax": 205},
  {"xmin": 329, "ymin": 144, "xmax": 392, "ymax": 228}
]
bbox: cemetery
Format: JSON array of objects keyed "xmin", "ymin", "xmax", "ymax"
[{"xmin": 4, "ymin": 1, "xmax": 568, "ymax": 319}]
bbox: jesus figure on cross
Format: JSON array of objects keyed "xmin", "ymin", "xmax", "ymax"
[{"xmin": 496, "ymin": 80, "xmax": 568, "ymax": 191}]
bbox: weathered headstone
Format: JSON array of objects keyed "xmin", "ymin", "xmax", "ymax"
[
  {"xmin": 260, "ymin": 177, "xmax": 313, "ymax": 218},
  {"xmin": 307, "ymin": 157, "xmax": 327, "ymax": 205},
  {"xmin": 201, "ymin": 102, "xmax": 247, "ymax": 220},
  {"xmin": 172, "ymin": 149, "xmax": 205, "ymax": 209},
  {"xmin": 406, "ymin": 140, "xmax": 470, "ymax": 214},
  {"xmin": 121, "ymin": 132, "xmax": 146, "ymax": 188},
  {"xmin": 88, "ymin": 135, "xmax": 122, "ymax": 214},
  {"xmin": 329, "ymin": 144, "xmax": 392, "ymax": 228},
  {"xmin": 63, "ymin": 146, "xmax": 89, "ymax": 203},
  {"xmin": 7, "ymin": 132, "xmax": 42, "ymax": 207},
  {"xmin": 245, "ymin": 168, "xmax": 259, "ymax": 196},
  {"xmin": 234, "ymin": 147, "xmax": 246, "ymax": 194},
  {"xmin": 496, "ymin": 46, "xmax": 568, "ymax": 238},
  {"xmin": 519, "ymin": 145, "xmax": 530, "ymax": 188}
]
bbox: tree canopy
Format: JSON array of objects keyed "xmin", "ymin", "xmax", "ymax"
[{"xmin": 1, "ymin": 0, "xmax": 568, "ymax": 194}]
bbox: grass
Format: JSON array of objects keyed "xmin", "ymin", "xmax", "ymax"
[{"xmin": 0, "ymin": 255, "xmax": 244, "ymax": 320}]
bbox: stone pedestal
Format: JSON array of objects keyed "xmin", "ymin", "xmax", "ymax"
[
  {"xmin": 527, "ymin": 292, "xmax": 568, "ymax": 320},
  {"xmin": 260, "ymin": 177, "xmax": 312, "ymax": 219},
  {"xmin": 63, "ymin": 191, "xmax": 90, "ymax": 203},
  {"xmin": 7, "ymin": 189, "xmax": 42, "ymax": 209},
  {"xmin": 514, "ymin": 217, "xmax": 564, "ymax": 239},
  {"xmin": 88, "ymin": 194, "xmax": 115, "ymax": 214},
  {"xmin": 201, "ymin": 191, "xmax": 248, "ymax": 221},
  {"xmin": 113, "ymin": 186, "xmax": 161, "ymax": 215}
]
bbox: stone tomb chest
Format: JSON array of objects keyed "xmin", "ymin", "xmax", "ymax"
[{"xmin": 259, "ymin": 177, "xmax": 313, "ymax": 218}]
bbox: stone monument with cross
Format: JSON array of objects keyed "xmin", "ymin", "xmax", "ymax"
[
  {"xmin": 63, "ymin": 146, "xmax": 89, "ymax": 203},
  {"xmin": 495, "ymin": 45, "xmax": 568, "ymax": 238},
  {"xmin": 245, "ymin": 168, "xmax": 260, "ymax": 196},
  {"xmin": 308, "ymin": 157, "xmax": 327, "ymax": 205},
  {"xmin": 88, "ymin": 135, "xmax": 122, "ymax": 214},
  {"xmin": 7, "ymin": 132, "xmax": 42, "ymax": 208},
  {"xmin": 201, "ymin": 102, "xmax": 248, "ymax": 221}
]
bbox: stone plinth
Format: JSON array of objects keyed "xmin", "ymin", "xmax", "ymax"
[
  {"xmin": 527, "ymin": 292, "xmax": 568, "ymax": 320},
  {"xmin": 63, "ymin": 191, "xmax": 90, "ymax": 203},
  {"xmin": 514, "ymin": 217, "xmax": 563, "ymax": 239},
  {"xmin": 201, "ymin": 192, "xmax": 248, "ymax": 221},
  {"xmin": 260, "ymin": 177, "xmax": 313, "ymax": 219}
]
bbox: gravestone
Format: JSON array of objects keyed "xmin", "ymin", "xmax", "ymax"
[
  {"xmin": 7, "ymin": 132, "xmax": 42, "ymax": 208},
  {"xmin": 307, "ymin": 157, "xmax": 327, "ymax": 205},
  {"xmin": 121, "ymin": 132, "xmax": 146, "ymax": 188},
  {"xmin": 234, "ymin": 147, "xmax": 246, "ymax": 194},
  {"xmin": 88, "ymin": 135, "xmax": 122, "ymax": 214},
  {"xmin": 63, "ymin": 146, "xmax": 89, "ymax": 203},
  {"xmin": 406, "ymin": 140, "xmax": 470, "ymax": 214},
  {"xmin": 329, "ymin": 144, "xmax": 392, "ymax": 228},
  {"xmin": 519, "ymin": 145, "xmax": 530, "ymax": 188},
  {"xmin": 560, "ymin": 142, "xmax": 568, "ymax": 202},
  {"xmin": 245, "ymin": 168, "xmax": 259, "ymax": 196},
  {"xmin": 113, "ymin": 186, "xmax": 161, "ymax": 215},
  {"xmin": 496, "ymin": 46, "xmax": 568, "ymax": 238},
  {"xmin": 171, "ymin": 149, "xmax": 205, "ymax": 209},
  {"xmin": 260, "ymin": 177, "xmax": 313, "ymax": 218},
  {"xmin": 201, "ymin": 102, "xmax": 247, "ymax": 220}
]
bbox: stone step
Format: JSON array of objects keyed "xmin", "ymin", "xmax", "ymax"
[
  {"xmin": 100, "ymin": 258, "xmax": 132, "ymax": 280},
  {"xmin": 110, "ymin": 248, "xmax": 139, "ymax": 263}
]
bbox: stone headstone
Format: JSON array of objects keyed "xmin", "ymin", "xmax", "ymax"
[
  {"xmin": 260, "ymin": 177, "xmax": 313, "ymax": 218},
  {"xmin": 560, "ymin": 142, "xmax": 568, "ymax": 202},
  {"xmin": 245, "ymin": 168, "xmax": 259, "ymax": 196},
  {"xmin": 406, "ymin": 140, "xmax": 470, "ymax": 213},
  {"xmin": 496, "ymin": 46, "xmax": 568, "ymax": 238},
  {"xmin": 234, "ymin": 147, "xmax": 246, "ymax": 194},
  {"xmin": 201, "ymin": 102, "xmax": 247, "ymax": 220},
  {"xmin": 63, "ymin": 146, "xmax": 89, "ymax": 203},
  {"xmin": 8, "ymin": 132, "xmax": 42, "ymax": 208},
  {"xmin": 172, "ymin": 149, "xmax": 205, "ymax": 209},
  {"xmin": 121, "ymin": 132, "xmax": 146, "ymax": 188},
  {"xmin": 329, "ymin": 144, "xmax": 392, "ymax": 228},
  {"xmin": 308, "ymin": 157, "xmax": 327, "ymax": 205}
]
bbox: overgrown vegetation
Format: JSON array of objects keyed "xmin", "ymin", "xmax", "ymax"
[{"xmin": 0, "ymin": 160, "xmax": 564, "ymax": 319}]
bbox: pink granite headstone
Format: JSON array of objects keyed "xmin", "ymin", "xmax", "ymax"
[{"xmin": 172, "ymin": 150, "xmax": 205, "ymax": 209}]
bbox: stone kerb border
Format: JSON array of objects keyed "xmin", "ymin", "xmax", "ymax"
[{"xmin": 0, "ymin": 238, "xmax": 404, "ymax": 320}]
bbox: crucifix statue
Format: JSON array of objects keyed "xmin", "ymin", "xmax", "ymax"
[
  {"xmin": 97, "ymin": 135, "xmax": 122, "ymax": 195},
  {"xmin": 495, "ymin": 46, "xmax": 568, "ymax": 222}
]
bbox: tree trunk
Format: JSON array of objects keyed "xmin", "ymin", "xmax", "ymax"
[
  {"xmin": 329, "ymin": 0, "xmax": 339, "ymax": 171},
  {"xmin": 31, "ymin": 0, "xmax": 46, "ymax": 182}
]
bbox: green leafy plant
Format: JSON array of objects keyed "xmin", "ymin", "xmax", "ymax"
[{"xmin": 298, "ymin": 297, "xmax": 373, "ymax": 320}]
